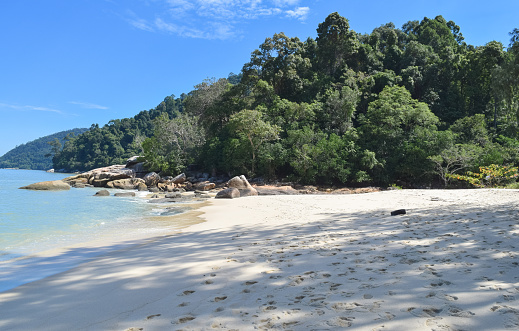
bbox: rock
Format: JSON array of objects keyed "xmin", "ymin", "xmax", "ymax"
[
  {"xmin": 125, "ymin": 156, "xmax": 143, "ymax": 167},
  {"xmin": 172, "ymin": 173, "xmax": 186, "ymax": 184},
  {"xmin": 165, "ymin": 192, "xmax": 182, "ymax": 199},
  {"xmin": 126, "ymin": 162, "xmax": 148, "ymax": 178},
  {"xmin": 391, "ymin": 209, "xmax": 406, "ymax": 216},
  {"xmin": 68, "ymin": 178, "xmax": 88, "ymax": 188},
  {"xmin": 114, "ymin": 192, "xmax": 136, "ymax": 197},
  {"xmin": 108, "ymin": 178, "xmax": 145, "ymax": 190},
  {"xmin": 227, "ymin": 175, "xmax": 252, "ymax": 190},
  {"xmin": 144, "ymin": 172, "xmax": 161, "ymax": 187},
  {"xmin": 215, "ymin": 187, "xmax": 240, "ymax": 199},
  {"xmin": 19, "ymin": 180, "xmax": 71, "ymax": 191},
  {"xmin": 160, "ymin": 176, "xmax": 174, "ymax": 183},
  {"xmin": 92, "ymin": 179, "xmax": 111, "ymax": 187},
  {"xmin": 64, "ymin": 165, "xmax": 135, "ymax": 188},
  {"xmin": 255, "ymin": 186, "xmax": 299, "ymax": 195},
  {"xmin": 46, "ymin": 169, "xmax": 54, "ymax": 173},
  {"xmin": 137, "ymin": 183, "xmax": 148, "ymax": 191},
  {"xmin": 157, "ymin": 183, "xmax": 167, "ymax": 191},
  {"xmin": 148, "ymin": 187, "xmax": 160, "ymax": 193},
  {"xmin": 94, "ymin": 190, "xmax": 110, "ymax": 196},
  {"xmin": 94, "ymin": 166, "xmax": 135, "ymax": 180},
  {"xmin": 195, "ymin": 181, "xmax": 215, "ymax": 191},
  {"xmin": 227, "ymin": 175, "xmax": 258, "ymax": 197}
]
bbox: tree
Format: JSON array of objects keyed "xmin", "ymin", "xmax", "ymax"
[
  {"xmin": 227, "ymin": 109, "xmax": 280, "ymax": 175},
  {"xmin": 183, "ymin": 77, "xmax": 234, "ymax": 132},
  {"xmin": 428, "ymin": 143, "xmax": 482, "ymax": 187},
  {"xmin": 242, "ymin": 33, "xmax": 313, "ymax": 102},
  {"xmin": 316, "ymin": 12, "xmax": 359, "ymax": 78},
  {"xmin": 142, "ymin": 113, "xmax": 205, "ymax": 175},
  {"xmin": 359, "ymin": 85, "xmax": 440, "ymax": 184}
]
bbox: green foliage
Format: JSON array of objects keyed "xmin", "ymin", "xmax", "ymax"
[
  {"xmin": 47, "ymin": 13, "xmax": 519, "ymax": 188},
  {"xmin": 52, "ymin": 95, "xmax": 182, "ymax": 171},
  {"xmin": 447, "ymin": 164, "xmax": 519, "ymax": 188},
  {"xmin": 0, "ymin": 128, "xmax": 87, "ymax": 170},
  {"xmin": 359, "ymin": 85, "xmax": 440, "ymax": 184},
  {"xmin": 226, "ymin": 109, "xmax": 280, "ymax": 176},
  {"xmin": 142, "ymin": 113, "xmax": 205, "ymax": 175}
]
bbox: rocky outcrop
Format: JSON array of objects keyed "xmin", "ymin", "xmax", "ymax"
[
  {"xmin": 106, "ymin": 178, "xmax": 145, "ymax": 190},
  {"xmin": 215, "ymin": 187, "xmax": 240, "ymax": 199},
  {"xmin": 19, "ymin": 180, "xmax": 71, "ymax": 191},
  {"xmin": 125, "ymin": 156, "xmax": 148, "ymax": 178},
  {"xmin": 227, "ymin": 175, "xmax": 258, "ymax": 197},
  {"xmin": 255, "ymin": 185, "xmax": 299, "ymax": 195},
  {"xmin": 195, "ymin": 181, "xmax": 216, "ymax": 191},
  {"xmin": 144, "ymin": 172, "xmax": 161, "ymax": 187},
  {"xmin": 172, "ymin": 173, "xmax": 186, "ymax": 184},
  {"xmin": 63, "ymin": 165, "xmax": 135, "ymax": 188}
]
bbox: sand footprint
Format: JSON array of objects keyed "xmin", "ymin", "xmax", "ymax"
[
  {"xmin": 214, "ymin": 296, "xmax": 228, "ymax": 302},
  {"xmin": 406, "ymin": 306, "xmax": 442, "ymax": 317},
  {"xmin": 447, "ymin": 306, "xmax": 474, "ymax": 317},
  {"xmin": 180, "ymin": 290, "xmax": 195, "ymax": 296},
  {"xmin": 328, "ymin": 316, "xmax": 354, "ymax": 327},
  {"xmin": 177, "ymin": 316, "xmax": 196, "ymax": 324}
]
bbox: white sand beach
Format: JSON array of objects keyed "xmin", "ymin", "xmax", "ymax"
[{"xmin": 1, "ymin": 189, "xmax": 519, "ymax": 330}]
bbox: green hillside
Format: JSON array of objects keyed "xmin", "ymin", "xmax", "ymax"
[{"xmin": 0, "ymin": 128, "xmax": 88, "ymax": 170}]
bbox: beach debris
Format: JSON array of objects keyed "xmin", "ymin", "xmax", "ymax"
[{"xmin": 391, "ymin": 209, "xmax": 406, "ymax": 216}]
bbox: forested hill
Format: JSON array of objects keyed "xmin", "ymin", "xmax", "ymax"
[
  {"xmin": 0, "ymin": 128, "xmax": 88, "ymax": 170},
  {"xmin": 53, "ymin": 13, "xmax": 519, "ymax": 187},
  {"xmin": 52, "ymin": 95, "xmax": 183, "ymax": 171}
]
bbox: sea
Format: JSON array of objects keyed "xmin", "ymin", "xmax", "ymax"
[{"xmin": 0, "ymin": 169, "xmax": 194, "ymax": 292}]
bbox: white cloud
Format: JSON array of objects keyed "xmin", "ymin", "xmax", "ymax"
[
  {"xmin": 286, "ymin": 6, "xmax": 309, "ymax": 20},
  {"xmin": 129, "ymin": 18, "xmax": 155, "ymax": 32},
  {"xmin": 69, "ymin": 102, "xmax": 109, "ymax": 110},
  {"xmin": 271, "ymin": 0, "xmax": 301, "ymax": 7},
  {"xmin": 125, "ymin": 0, "xmax": 311, "ymax": 40},
  {"xmin": 0, "ymin": 103, "xmax": 64, "ymax": 114}
]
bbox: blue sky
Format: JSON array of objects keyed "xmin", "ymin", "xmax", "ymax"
[{"xmin": 1, "ymin": 0, "xmax": 517, "ymax": 157}]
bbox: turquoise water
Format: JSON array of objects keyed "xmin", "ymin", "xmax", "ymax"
[{"xmin": 0, "ymin": 169, "xmax": 188, "ymax": 292}]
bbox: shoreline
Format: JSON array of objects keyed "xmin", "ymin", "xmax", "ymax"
[
  {"xmin": 1, "ymin": 189, "xmax": 519, "ymax": 330},
  {"xmin": 0, "ymin": 199, "xmax": 210, "ymax": 293}
]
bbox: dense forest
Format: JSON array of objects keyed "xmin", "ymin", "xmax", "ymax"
[
  {"xmin": 52, "ymin": 13, "xmax": 519, "ymax": 187},
  {"xmin": 0, "ymin": 128, "xmax": 87, "ymax": 170}
]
